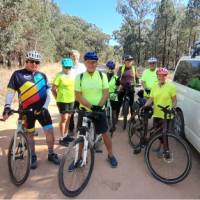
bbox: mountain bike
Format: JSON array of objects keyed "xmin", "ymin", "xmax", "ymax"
[
  {"xmin": 130, "ymin": 105, "xmax": 192, "ymax": 184},
  {"xmin": 1, "ymin": 109, "xmax": 31, "ymax": 186},
  {"xmin": 105, "ymin": 98, "xmax": 113, "ymax": 137},
  {"xmin": 58, "ymin": 110, "xmax": 103, "ymax": 197}
]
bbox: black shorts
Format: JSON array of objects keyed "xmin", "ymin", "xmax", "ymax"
[
  {"xmin": 77, "ymin": 110, "xmax": 108, "ymax": 134},
  {"xmin": 24, "ymin": 109, "xmax": 53, "ymax": 133},
  {"xmin": 57, "ymin": 102, "xmax": 74, "ymax": 114}
]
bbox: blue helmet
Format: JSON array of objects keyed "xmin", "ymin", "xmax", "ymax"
[
  {"xmin": 84, "ymin": 51, "xmax": 98, "ymax": 61},
  {"xmin": 106, "ymin": 60, "xmax": 115, "ymax": 70},
  {"xmin": 61, "ymin": 58, "xmax": 74, "ymax": 68}
]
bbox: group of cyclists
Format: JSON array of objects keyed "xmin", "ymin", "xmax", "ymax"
[{"xmin": 2, "ymin": 49, "xmax": 177, "ymax": 171}]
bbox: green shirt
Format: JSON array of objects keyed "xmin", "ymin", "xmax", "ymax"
[
  {"xmin": 75, "ymin": 71, "xmax": 109, "ymax": 108},
  {"xmin": 141, "ymin": 68, "xmax": 158, "ymax": 96},
  {"xmin": 150, "ymin": 81, "xmax": 176, "ymax": 119},
  {"xmin": 53, "ymin": 72, "xmax": 75, "ymax": 103},
  {"xmin": 108, "ymin": 75, "xmax": 118, "ymax": 101}
]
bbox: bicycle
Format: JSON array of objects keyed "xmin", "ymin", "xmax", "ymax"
[
  {"xmin": 58, "ymin": 109, "xmax": 103, "ymax": 197},
  {"xmin": 130, "ymin": 105, "xmax": 192, "ymax": 184},
  {"xmin": 105, "ymin": 98, "xmax": 113, "ymax": 137},
  {"xmin": 1, "ymin": 109, "xmax": 31, "ymax": 186}
]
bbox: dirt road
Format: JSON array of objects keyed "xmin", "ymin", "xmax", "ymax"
[{"xmin": 1, "ymin": 100, "xmax": 200, "ymax": 199}]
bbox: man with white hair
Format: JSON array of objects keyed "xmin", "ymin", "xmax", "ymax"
[{"xmin": 69, "ymin": 50, "xmax": 86, "ymax": 133}]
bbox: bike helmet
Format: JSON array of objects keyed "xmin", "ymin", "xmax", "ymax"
[
  {"xmin": 25, "ymin": 50, "xmax": 42, "ymax": 61},
  {"xmin": 61, "ymin": 58, "xmax": 74, "ymax": 68},
  {"xmin": 156, "ymin": 67, "xmax": 168, "ymax": 75},
  {"xmin": 148, "ymin": 57, "xmax": 158, "ymax": 63},
  {"xmin": 106, "ymin": 60, "xmax": 115, "ymax": 70},
  {"xmin": 123, "ymin": 54, "xmax": 134, "ymax": 61},
  {"xmin": 84, "ymin": 51, "xmax": 98, "ymax": 61}
]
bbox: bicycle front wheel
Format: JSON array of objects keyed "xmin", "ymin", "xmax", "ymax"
[
  {"xmin": 8, "ymin": 132, "xmax": 31, "ymax": 186},
  {"xmin": 145, "ymin": 133, "xmax": 192, "ymax": 184},
  {"xmin": 58, "ymin": 142, "xmax": 95, "ymax": 197}
]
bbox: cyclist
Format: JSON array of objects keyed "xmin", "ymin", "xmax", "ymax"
[
  {"xmin": 141, "ymin": 57, "xmax": 158, "ymax": 97},
  {"xmin": 52, "ymin": 58, "xmax": 75, "ymax": 146},
  {"xmin": 69, "ymin": 50, "xmax": 86, "ymax": 134},
  {"xmin": 116, "ymin": 54, "xmax": 139, "ymax": 118},
  {"xmin": 106, "ymin": 60, "xmax": 119, "ymax": 132},
  {"xmin": 2, "ymin": 50, "xmax": 60, "ymax": 169},
  {"xmin": 73, "ymin": 51, "xmax": 118, "ymax": 168},
  {"xmin": 139, "ymin": 67, "xmax": 177, "ymax": 153}
]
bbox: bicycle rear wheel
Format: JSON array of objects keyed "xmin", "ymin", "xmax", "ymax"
[
  {"xmin": 8, "ymin": 132, "xmax": 31, "ymax": 186},
  {"xmin": 58, "ymin": 140, "xmax": 94, "ymax": 197},
  {"xmin": 106, "ymin": 106, "xmax": 113, "ymax": 132},
  {"xmin": 122, "ymin": 100, "xmax": 129, "ymax": 130},
  {"xmin": 145, "ymin": 133, "xmax": 192, "ymax": 184},
  {"xmin": 128, "ymin": 119, "xmax": 143, "ymax": 148}
]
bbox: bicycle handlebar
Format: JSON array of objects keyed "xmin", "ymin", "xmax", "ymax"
[{"xmin": 158, "ymin": 105, "xmax": 176, "ymax": 115}]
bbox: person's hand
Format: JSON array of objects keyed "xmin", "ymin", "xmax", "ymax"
[
  {"xmin": 91, "ymin": 105, "xmax": 103, "ymax": 112},
  {"xmin": 2, "ymin": 107, "xmax": 12, "ymax": 121}
]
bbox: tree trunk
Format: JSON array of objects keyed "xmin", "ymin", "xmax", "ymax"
[{"xmin": 162, "ymin": 17, "xmax": 168, "ymax": 66}]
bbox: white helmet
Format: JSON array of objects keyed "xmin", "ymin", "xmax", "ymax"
[
  {"xmin": 25, "ymin": 50, "xmax": 42, "ymax": 61},
  {"xmin": 148, "ymin": 57, "xmax": 158, "ymax": 63}
]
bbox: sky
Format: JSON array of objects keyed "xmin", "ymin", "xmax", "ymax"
[
  {"xmin": 54, "ymin": 0, "xmax": 123, "ymax": 45},
  {"xmin": 54, "ymin": 0, "xmax": 188, "ymax": 46}
]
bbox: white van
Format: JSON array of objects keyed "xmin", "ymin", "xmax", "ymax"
[{"xmin": 173, "ymin": 55, "xmax": 200, "ymax": 152}]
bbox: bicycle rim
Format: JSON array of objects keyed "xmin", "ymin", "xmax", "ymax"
[
  {"xmin": 145, "ymin": 133, "xmax": 192, "ymax": 184},
  {"xmin": 58, "ymin": 143, "xmax": 94, "ymax": 197},
  {"xmin": 8, "ymin": 132, "xmax": 31, "ymax": 186}
]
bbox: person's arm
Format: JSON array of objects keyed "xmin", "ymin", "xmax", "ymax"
[
  {"xmin": 98, "ymin": 88, "xmax": 109, "ymax": 107},
  {"xmin": 75, "ymin": 91, "xmax": 92, "ymax": 109},
  {"xmin": 43, "ymin": 87, "xmax": 51, "ymax": 109},
  {"xmin": 2, "ymin": 89, "xmax": 16, "ymax": 120},
  {"xmin": 51, "ymin": 84, "xmax": 57, "ymax": 99},
  {"xmin": 144, "ymin": 97, "xmax": 153, "ymax": 107},
  {"xmin": 172, "ymin": 95, "xmax": 177, "ymax": 108}
]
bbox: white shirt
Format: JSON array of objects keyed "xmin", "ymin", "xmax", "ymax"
[{"xmin": 72, "ymin": 63, "xmax": 86, "ymax": 77}]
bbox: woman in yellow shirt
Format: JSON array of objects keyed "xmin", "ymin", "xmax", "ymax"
[{"xmin": 52, "ymin": 58, "xmax": 75, "ymax": 146}]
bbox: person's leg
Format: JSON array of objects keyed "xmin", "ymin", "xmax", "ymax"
[
  {"xmin": 117, "ymin": 90, "xmax": 125, "ymax": 119},
  {"xmin": 37, "ymin": 109, "xmax": 60, "ymax": 165},
  {"xmin": 24, "ymin": 113, "xmax": 37, "ymax": 169},
  {"xmin": 59, "ymin": 113, "xmax": 68, "ymax": 137}
]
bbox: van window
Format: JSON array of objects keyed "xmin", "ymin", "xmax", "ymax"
[{"xmin": 174, "ymin": 60, "xmax": 200, "ymax": 92}]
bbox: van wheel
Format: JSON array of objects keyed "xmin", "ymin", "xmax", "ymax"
[{"xmin": 174, "ymin": 109, "xmax": 185, "ymax": 138}]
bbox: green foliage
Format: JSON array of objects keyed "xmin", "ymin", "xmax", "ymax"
[
  {"xmin": 115, "ymin": 0, "xmax": 200, "ymax": 68},
  {"xmin": 0, "ymin": 0, "xmax": 114, "ymax": 67}
]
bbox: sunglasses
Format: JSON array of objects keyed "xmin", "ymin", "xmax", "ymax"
[{"xmin": 27, "ymin": 60, "xmax": 40, "ymax": 65}]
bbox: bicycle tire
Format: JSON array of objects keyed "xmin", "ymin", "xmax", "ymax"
[
  {"xmin": 8, "ymin": 132, "xmax": 31, "ymax": 186},
  {"xmin": 145, "ymin": 133, "xmax": 192, "ymax": 184},
  {"xmin": 58, "ymin": 141, "xmax": 95, "ymax": 197},
  {"xmin": 128, "ymin": 119, "xmax": 143, "ymax": 148}
]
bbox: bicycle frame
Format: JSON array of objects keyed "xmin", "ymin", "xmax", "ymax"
[
  {"xmin": 73, "ymin": 115, "xmax": 102, "ymax": 167},
  {"xmin": 12, "ymin": 119, "xmax": 25, "ymax": 161}
]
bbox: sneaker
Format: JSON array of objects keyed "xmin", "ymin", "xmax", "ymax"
[
  {"xmin": 59, "ymin": 135, "xmax": 74, "ymax": 146},
  {"xmin": 68, "ymin": 158, "xmax": 83, "ymax": 172},
  {"xmin": 133, "ymin": 147, "xmax": 141, "ymax": 154},
  {"xmin": 48, "ymin": 153, "xmax": 60, "ymax": 165},
  {"xmin": 31, "ymin": 155, "xmax": 37, "ymax": 169},
  {"xmin": 107, "ymin": 155, "xmax": 118, "ymax": 168}
]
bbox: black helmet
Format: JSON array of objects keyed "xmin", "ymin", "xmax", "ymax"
[{"xmin": 123, "ymin": 55, "xmax": 134, "ymax": 61}]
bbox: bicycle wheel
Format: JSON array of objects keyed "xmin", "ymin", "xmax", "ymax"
[
  {"xmin": 8, "ymin": 132, "xmax": 31, "ymax": 186},
  {"xmin": 58, "ymin": 140, "xmax": 95, "ymax": 197},
  {"xmin": 145, "ymin": 133, "xmax": 192, "ymax": 184},
  {"xmin": 128, "ymin": 119, "xmax": 143, "ymax": 148},
  {"xmin": 122, "ymin": 100, "xmax": 129, "ymax": 130},
  {"xmin": 106, "ymin": 106, "xmax": 113, "ymax": 132}
]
